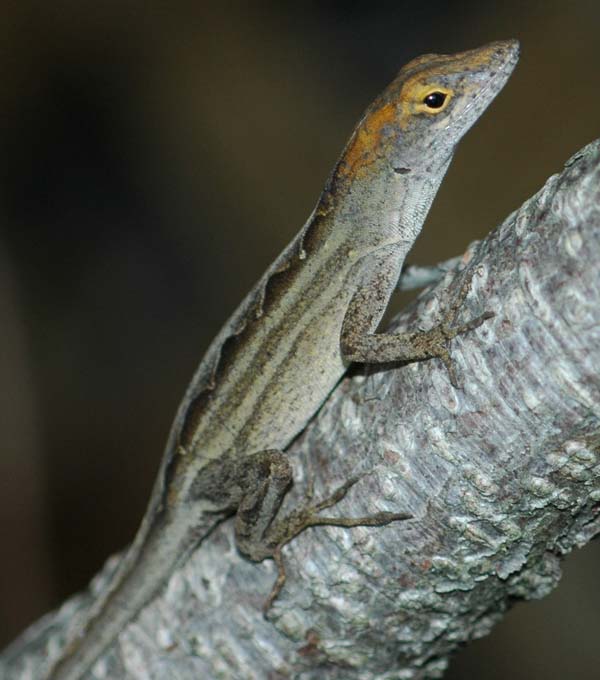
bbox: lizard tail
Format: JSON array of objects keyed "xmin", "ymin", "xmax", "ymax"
[{"xmin": 44, "ymin": 504, "xmax": 214, "ymax": 680}]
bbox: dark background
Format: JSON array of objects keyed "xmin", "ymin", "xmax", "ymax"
[{"xmin": 1, "ymin": 2, "xmax": 599, "ymax": 678}]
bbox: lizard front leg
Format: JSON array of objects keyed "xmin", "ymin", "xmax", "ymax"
[{"xmin": 342, "ymin": 265, "xmax": 492, "ymax": 387}]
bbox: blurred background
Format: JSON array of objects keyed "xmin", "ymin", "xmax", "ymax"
[{"xmin": 1, "ymin": 1, "xmax": 599, "ymax": 677}]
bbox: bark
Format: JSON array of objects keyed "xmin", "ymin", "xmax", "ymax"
[{"xmin": 2, "ymin": 139, "xmax": 600, "ymax": 680}]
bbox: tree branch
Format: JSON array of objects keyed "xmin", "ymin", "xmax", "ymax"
[{"xmin": 3, "ymin": 139, "xmax": 600, "ymax": 679}]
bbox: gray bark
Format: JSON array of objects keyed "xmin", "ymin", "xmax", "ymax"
[{"xmin": 2, "ymin": 139, "xmax": 600, "ymax": 680}]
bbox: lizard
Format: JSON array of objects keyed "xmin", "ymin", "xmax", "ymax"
[{"xmin": 45, "ymin": 39, "xmax": 519, "ymax": 679}]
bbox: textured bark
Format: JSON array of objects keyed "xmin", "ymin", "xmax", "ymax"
[{"xmin": 2, "ymin": 139, "xmax": 600, "ymax": 679}]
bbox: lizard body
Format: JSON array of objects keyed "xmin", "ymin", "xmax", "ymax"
[{"xmin": 46, "ymin": 40, "xmax": 519, "ymax": 679}]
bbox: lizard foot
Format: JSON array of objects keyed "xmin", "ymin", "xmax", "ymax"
[
  {"xmin": 262, "ymin": 476, "xmax": 411, "ymax": 613},
  {"xmin": 409, "ymin": 268, "xmax": 493, "ymax": 387}
]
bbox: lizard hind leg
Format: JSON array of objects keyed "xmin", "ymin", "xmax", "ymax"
[
  {"xmin": 233, "ymin": 449, "xmax": 295, "ymax": 561},
  {"xmin": 233, "ymin": 455, "xmax": 411, "ymax": 612}
]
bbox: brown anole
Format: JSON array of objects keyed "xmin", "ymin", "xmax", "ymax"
[{"xmin": 46, "ymin": 40, "xmax": 519, "ymax": 679}]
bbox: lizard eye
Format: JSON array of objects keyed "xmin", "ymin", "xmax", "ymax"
[{"xmin": 423, "ymin": 91, "xmax": 447, "ymax": 109}]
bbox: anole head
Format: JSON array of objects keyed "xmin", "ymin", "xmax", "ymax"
[{"xmin": 333, "ymin": 40, "xmax": 519, "ymax": 186}]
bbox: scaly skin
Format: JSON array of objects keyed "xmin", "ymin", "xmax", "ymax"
[{"xmin": 45, "ymin": 40, "xmax": 519, "ymax": 680}]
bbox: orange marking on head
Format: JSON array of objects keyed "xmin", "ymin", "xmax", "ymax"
[
  {"xmin": 337, "ymin": 101, "xmax": 398, "ymax": 181},
  {"xmin": 330, "ymin": 41, "xmax": 510, "ymax": 189}
]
